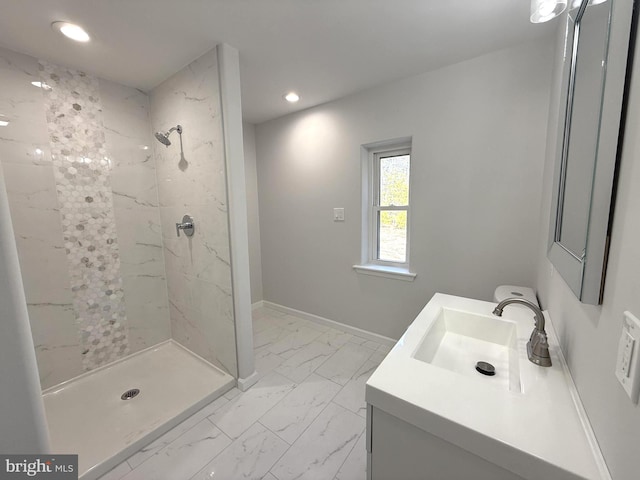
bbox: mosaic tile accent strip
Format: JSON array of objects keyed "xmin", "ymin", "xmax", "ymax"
[{"xmin": 39, "ymin": 61, "xmax": 129, "ymax": 370}]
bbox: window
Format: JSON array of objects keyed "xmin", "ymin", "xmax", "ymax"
[{"xmin": 354, "ymin": 138, "xmax": 416, "ymax": 281}]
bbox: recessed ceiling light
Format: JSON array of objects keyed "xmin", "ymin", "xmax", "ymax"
[
  {"xmin": 0, "ymin": 115, "xmax": 9, "ymax": 127},
  {"xmin": 284, "ymin": 92, "xmax": 300, "ymax": 103},
  {"xmin": 31, "ymin": 81, "xmax": 52, "ymax": 91},
  {"xmin": 52, "ymin": 21, "xmax": 91, "ymax": 43}
]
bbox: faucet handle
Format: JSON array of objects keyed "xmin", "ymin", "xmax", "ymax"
[
  {"xmin": 175, "ymin": 214, "xmax": 195, "ymax": 238},
  {"xmin": 527, "ymin": 330, "xmax": 552, "ymax": 367}
]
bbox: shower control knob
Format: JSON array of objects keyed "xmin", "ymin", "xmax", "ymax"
[{"xmin": 176, "ymin": 214, "xmax": 195, "ymax": 237}]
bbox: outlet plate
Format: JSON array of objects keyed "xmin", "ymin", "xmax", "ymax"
[
  {"xmin": 333, "ymin": 208, "xmax": 345, "ymax": 222},
  {"xmin": 615, "ymin": 311, "xmax": 640, "ymax": 403}
]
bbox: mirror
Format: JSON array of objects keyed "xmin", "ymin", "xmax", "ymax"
[
  {"xmin": 557, "ymin": 1, "xmax": 611, "ymax": 256},
  {"xmin": 548, "ymin": 0, "xmax": 634, "ymax": 304}
]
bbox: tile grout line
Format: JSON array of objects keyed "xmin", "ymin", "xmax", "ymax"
[
  {"xmin": 185, "ymin": 418, "xmax": 237, "ymax": 480},
  {"xmin": 125, "ymin": 416, "xmax": 231, "ymax": 479},
  {"xmin": 253, "ymin": 366, "xmax": 342, "ymax": 444},
  {"xmin": 265, "ymin": 400, "xmax": 338, "ymax": 479},
  {"xmin": 124, "ymin": 401, "xmax": 230, "ymax": 473},
  {"xmin": 332, "ymin": 429, "xmax": 365, "ymax": 480}
]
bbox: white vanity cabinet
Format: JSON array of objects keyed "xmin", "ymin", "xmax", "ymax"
[
  {"xmin": 367, "ymin": 406, "xmax": 525, "ymax": 480},
  {"xmin": 365, "ymin": 294, "xmax": 611, "ymax": 480}
]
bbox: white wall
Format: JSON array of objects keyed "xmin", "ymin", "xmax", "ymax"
[
  {"xmin": 243, "ymin": 121, "xmax": 264, "ymax": 304},
  {"xmin": 536, "ymin": 14, "xmax": 640, "ymax": 480},
  {"xmin": 255, "ymin": 39, "xmax": 554, "ymax": 339}
]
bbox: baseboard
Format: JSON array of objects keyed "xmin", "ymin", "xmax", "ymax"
[
  {"xmin": 262, "ymin": 301, "xmax": 397, "ymax": 347},
  {"xmin": 237, "ymin": 370, "xmax": 260, "ymax": 391},
  {"xmin": 251, "ymin": 300, "xmax": 265, "ymax": 310}
]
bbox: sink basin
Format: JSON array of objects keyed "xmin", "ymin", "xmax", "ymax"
[
  {"xmin": 366, "ymin": 293, "xmax": 610, "ymax": 480},
  {"xmin": 412, "ymin": 307, "xmax": 522, "ymax": 392}
]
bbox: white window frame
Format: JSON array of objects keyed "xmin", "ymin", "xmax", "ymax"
[{"xmin": 353, "ymin": 137, "xmax": 416, "ymax": 281}]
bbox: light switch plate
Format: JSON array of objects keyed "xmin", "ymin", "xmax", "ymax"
[
  {"xmin": 333, "ymin": 208, "xmax": 345, "ymax": 221},
  {"xmin": 615, "ymin": 311, "xmax": 640, "ymax": 403}
]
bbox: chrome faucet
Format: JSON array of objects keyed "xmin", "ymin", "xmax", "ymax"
[{"xmin": 492, "ymin": 298, "xmax": 552, "ymax": 367}]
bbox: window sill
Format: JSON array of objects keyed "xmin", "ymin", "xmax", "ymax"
[{"xmin": 352, "ymin": 264, "xmax": 417, "ymax": 282}]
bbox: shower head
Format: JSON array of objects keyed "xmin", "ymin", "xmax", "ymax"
[
  {"xmin": 155, "ymin": 131, "xmax": 171, "ymax": 146},
  {"xmin": 154, "ymin": 124, "xmax": 182, "ymax": 147}
]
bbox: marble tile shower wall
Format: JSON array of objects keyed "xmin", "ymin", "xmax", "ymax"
[
  {"xmin": 0, "ymin": 46, "xmax": 170, "ymax": 388},
  {"xmin": 150, "ymin": 47, "xmax": 238, "ymax": 377},
  {"xmin": 0, "ymin": 48, "xmax": 80, "ymax": 388},
  {"xmin": 40, "ymin": 61, "xmax": 131, "ymax": 371},
  {"xmin": 99, "ymin": 79, "xmax": 171, "ymax": 354}
]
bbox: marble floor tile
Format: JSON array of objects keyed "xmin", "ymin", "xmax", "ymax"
[
  {"xmin": 332, "ymin": 360, "xmax": 378, "ymax": 417},
  {"xmin": 121, "ymin": 419, "xmax": 231, "ymax": 480},
  {"xmin": 98, "ymin": 461, "xmax": 131, "ymax": 480},
  {"xmin": 253, "ymin": 315, "xmax": 290, "ymax": 334},
  {"xmin": 315, "ymin": 329, "xmax": 353, "ymax": 349},
  {"xmin": 101, "ymin": 308, "xmax": 390, "ymax": 480},
  {"xmin": 334, "ymin": 432, "xmax": 366, "ymax": 480},
  {"xmin": 276, "ymin": 341, "xmax": 336, "ymax": 383},
  {"xmin": 255, "ymin": 348, "xmax": 285, "ymax": 379},
  {"xmin": 209, "ymin": 373, "xmax": 296, "ymax": 439},
  {"xmin": 268, "ymin": 325, "xmax": 323, "ymax": 359},
  {"xmin": 291, "ymin": 317, "xmax": 330, "ymax": 332},
  {"xmin": 224, "ymin": 387, "xmax": 241, "ymax": 400},
  {"xmin": 191, "ymin": 423, "xmax": 288, "ymax": 480},
  {"xmin": 260, "ymin": 373, "xmax": 341, "ymax": 445},
  {"xmin": 362, "ymin": 340, "xmax": 382, "ymax": 350},
  {"xmin": 316, "ymin": 343, "xmax": 375, "ymax": 386},
  {"xmin": 270, "ymin": 402, "xmax": 365, "ymax": 480},
  {"xmin": 368, "ymin": 351, "xmax": 388, "ymax": 365},
  {"xmin": 254, "ymin": 326, "xmax": 291, "ymax": 351},
  {"xmin": 275, "ymin": 314, "xmax": 312, "ymax": 331},
  {"xmin": 126, "ymin": 395, "xmax": 229, "ymax": 468}
]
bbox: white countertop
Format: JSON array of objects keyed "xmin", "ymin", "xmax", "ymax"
[{"xmin": 365, "ymin": 293, "xmax": 610, "ymax": 480}]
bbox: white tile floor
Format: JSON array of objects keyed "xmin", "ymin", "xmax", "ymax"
[{"xmin": 97, "ymin": 307, "xmax": 392, "ymax": 480}]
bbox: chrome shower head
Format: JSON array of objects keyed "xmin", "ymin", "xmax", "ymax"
[
  {"xmin": 155, "ymin": 131, "xmax": 171, "ymax": 146},
  {"xmin": 154, "ymin": 124, "xmax": 182, "ymax": 147}
]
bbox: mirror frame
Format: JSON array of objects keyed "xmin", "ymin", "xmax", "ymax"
[{"xmin": 548, "ymin": 0, "xmax": 635, "ymax": 304}]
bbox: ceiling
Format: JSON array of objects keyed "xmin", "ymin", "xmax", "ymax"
[{"xmin": 0, "ymin": 1, "xmax": 556, "ymax": 124}]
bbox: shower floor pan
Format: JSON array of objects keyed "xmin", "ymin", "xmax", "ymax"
[{"xmin": 42, "ymin": 340, "xmax": 235, "ymax": 480}]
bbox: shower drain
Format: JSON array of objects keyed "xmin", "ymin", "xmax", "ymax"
[{"xmin": 121, "ymin": 388, "xmax": 140, "ymax": 401}]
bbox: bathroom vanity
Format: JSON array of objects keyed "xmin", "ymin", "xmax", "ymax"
[{"xmin": 365, "ymin": 294, "xmax": 610, "ymax": 480}]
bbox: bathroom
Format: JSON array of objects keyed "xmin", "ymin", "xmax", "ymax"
[{"xmin": 0, "ymin": 0, "xmax": 639, "ymax": 479}]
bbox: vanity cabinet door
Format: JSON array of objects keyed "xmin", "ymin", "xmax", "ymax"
[{"xmin": 369, "ymin": 407, "xmax": 524, "ymax": 480}]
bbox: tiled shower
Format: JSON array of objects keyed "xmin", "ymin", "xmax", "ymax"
[{"xmin": 0, "ymin": 43, "xmax": 242, "ymax": 477}]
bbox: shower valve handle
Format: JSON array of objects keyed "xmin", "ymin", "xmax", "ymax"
[{"xmin": 176, "ymin": 215, "xmax": 195, "ymax": 237}]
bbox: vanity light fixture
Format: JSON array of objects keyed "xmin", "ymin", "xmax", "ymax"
[
  {"xmin": 530, "ymin": 0, "xmax": 567, "ymax": 23},
  {"xmin": 284, "ymin": 92, "xmax": 300, "ymax": 103},
  {"xmin": 52, "ymin": 21, "xmax": 91, "ymax": 42},
  {"xmin": 570, "ymin": 0, "xmax": 607, "ymax": 7},
  {"xmin": 31, "ymin": 81, "xmax": 52, "ymax": 91}
]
